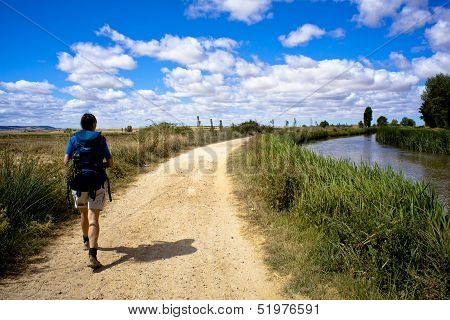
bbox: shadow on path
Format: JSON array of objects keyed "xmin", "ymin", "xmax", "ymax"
[{"xmin": 95, "ymin": 239, "xmax": 197, "ymax": 273}]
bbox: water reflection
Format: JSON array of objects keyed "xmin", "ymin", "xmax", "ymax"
[{"xmin": 306, "ymin": 134, "xmax": 449, "ymax": 203}]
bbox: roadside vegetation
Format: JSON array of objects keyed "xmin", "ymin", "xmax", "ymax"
[
  {"xmin": 230, "ymin": 128, "xmax": 448, "ymax": 299},
  {"xmin": 376, "ymin": 126, "xmax": 450, "ymax": 154},
  {"xmin": 0, "ymin": 123, "xmax": 245, "ymax": 274}
]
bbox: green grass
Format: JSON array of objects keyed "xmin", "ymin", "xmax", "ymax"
[
  {"xmin": 230, "ymin": 130, "xmax": 448, "ymax": 299},
  {"xmin": 284, "ymin": 126, "xmax": 376, "ymax": 144},
  {"xmin": 376, "ymin": 126, "xmax": 450, "ymax": 154},
  {"xmin": 0, "ymin": 125, "xmax": 243, "ymax": 274},
  {"xmin": 0, "ymin": 153, "xmax": 68, "ymax": 271}
]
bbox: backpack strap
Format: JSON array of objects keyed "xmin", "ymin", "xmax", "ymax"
[
  {"xmin": 106, "ymin": 175, "xmax": 112, "ymax": 202},
  {"xmin": 88, "ymin": 189, "xmax": 97, "ymax": 201}
]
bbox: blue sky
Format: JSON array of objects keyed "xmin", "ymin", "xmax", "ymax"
[{"xmin": 0, "ymin": 0, "xmax": 449, "ymax": 128}]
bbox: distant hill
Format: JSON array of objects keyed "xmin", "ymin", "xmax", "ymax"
[{"xmin": 0, "ymin": 126, "xmax": 58, "ymax": 132}]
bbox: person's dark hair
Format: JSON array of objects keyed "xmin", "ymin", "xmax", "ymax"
[{"xmin": 80, "ymin": 113, "xmax": 97, "ymax": 130}]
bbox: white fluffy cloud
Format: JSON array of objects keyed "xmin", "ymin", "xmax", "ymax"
[
  {"xmin": 150, "ymin": 52, "xmax": 422, "ymax": 124},
  {"xmin": 60, "ymin": 89, "xmax": 184, "ymax": 127},
  {"xmin": 284, "ymin": 54, "xmax": 318, "ymax": 68},
  {"xmin": 162, "ymin": 67, "xmax": 228, "ymax": 97},
  {"xmin": 329, "ymin": 28, "xmax": 346, "ymax": 39},
  {"xmin": 65, "ymin": 73, "xmax": 133, "ymax": 89},
  {"xmin": 63, "ymin": 99, "xmax": 90, "ymax": 111},
  {"xmin": 98, "ymin": 24, "xmax": 238, "ymax": 73},
  {"xmin": 0, "ymin": 90, "xmax": 65, "ymax": 125},
  {"xmin": 185, "ymin": 0, "xmax": 275, "ymax": 24},
  {"xmin": 189, "ymin": 50, "xmax": 236, "ymax": 74},
  {"xmin": 387, "ymin": 50, "xmax": 450, "ymax": 79},
  {"xmin": 279, "ymin": 24, "xmax": 346, "ymax": 47},
  {"xmin": 425, "ymin": 20, "xmax": 450, "ymax": 52},
  {"xmin": 0, "ymin": 80, "xmax": 67, "ymax": 125},
  {"xmin": 202, "ymin": 37, "xmax": 239, "ymax": 51},
  {"xmin": 412, "ymin": 51, "xmax": 450, "ymax": 78},
  {"xmin": 57, "ymin": 42, "xmax": 136, "ymax": 88},
  {"xmin": 235, "ymin": 57, "xmax": 266, "ymax": 77},
  {"xmin": 241, "ymin": 56, "xmax": 419, "ymax": 93},
  {"xmin": 351, "ymin": 0, "xmax": 405, "ymax": 27},
  {"xmin": 62, "ymin": 85, "xmax": 126, "ymax": 102},
  {"xmin": 57, "ymin": 43, "xmax": 136, "ymax": 73},
  {"xmin": 350, "ymin": 0, "xmax": 432, "ymax": 35},
  {"xmin": 389, "ymin": 3, "xmax": 430, "ymax": 35},
  {"xmin": 279, "ymin": 24, "xmax": 326, "ymax": 47},
  {"xmin": 0, "ymin": 80, "xmax": 56, "ymax": 94},
  {"xmin": 389, "ymin": 52, "xmax": 411, "ymax": 70}
]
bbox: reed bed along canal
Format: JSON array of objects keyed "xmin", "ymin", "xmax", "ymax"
[{"xmin": 306, "ymin": 134, "xmax": 449, "ymax": 204}]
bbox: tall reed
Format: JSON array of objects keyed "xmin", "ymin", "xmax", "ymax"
[
  {"xmin": 376, "ymin": 126, "xmax": 450, "ymax": 154},
  {"xmin": 237, "ymin": 132, "xmax": 448, "ymax": 299},
  {"xmin": 0, "ymin": 153, "xmax": 68, "ymax": 271}
]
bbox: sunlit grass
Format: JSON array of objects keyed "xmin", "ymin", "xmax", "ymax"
[
  {"xmin": 231, "ymin": 130, "xmax": 448, "ymax": 299},
  {"xmin": 376, "ymin": 126, "xmax": 450, "ymax": 154}
]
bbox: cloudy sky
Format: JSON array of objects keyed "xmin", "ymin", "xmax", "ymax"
[{"xmin": 0, "ymin": 0, "xmax": 449, "ymax": 128}]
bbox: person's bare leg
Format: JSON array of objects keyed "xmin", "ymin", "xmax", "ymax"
[
  {"xmin": 80, "ymin": 208, "xmax": 89, "ymax": 236},
  {"xmin": 88, "ymin": 209, "xmax": 100, "ymax": 248},
  {"xmin": 80, "ymin": 208, "xmax": 89, "ymax": 249},
  {"xmin": 87, "ymin": 209, "xmax": 101, "ymax": 268}
]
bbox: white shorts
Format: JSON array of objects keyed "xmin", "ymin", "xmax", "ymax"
[{"xmin": 72, "ymin": 188, "xmax": 106, "ymax": 211}]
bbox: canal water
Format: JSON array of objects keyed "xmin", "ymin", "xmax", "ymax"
[{"xmin": 305, "ymin": 134, "xmax": 449, "ymax": 204}]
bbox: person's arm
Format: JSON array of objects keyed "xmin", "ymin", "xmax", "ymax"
[
  {"xmin": 104, "ymin": 158, "xmax": 113, "ymax": 168},
  {"xmin": 103, "ymin": 138, "xmax": 113, "ymax": 168},
  {"xmin": 64, "ymin": 137, "xmax": 74, "ymax": 165}
]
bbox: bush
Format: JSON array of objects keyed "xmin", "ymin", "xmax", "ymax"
[
  {"xmin": 377, "ymin": 116, "xmax": 388, "ymax": 127},
  {"xmin": 400, "ymin": 117, "xmax": 416, "ymax": 127},
  {"xmin": 319, "ymin": 120, "xmax": 329, "ymax": 128},
  {"xmin": 231, "ymin": 120, "xmax": 267, "ymax": 135}
]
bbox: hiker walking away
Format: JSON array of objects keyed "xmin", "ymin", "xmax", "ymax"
[{"xmin": 64, "ymin": 113, "xmax": 113, "ymax": 269}]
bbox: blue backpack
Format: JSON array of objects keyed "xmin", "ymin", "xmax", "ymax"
[{"xmin": 67, "ymin": 131, "xmax": 112, "ymax": 204}]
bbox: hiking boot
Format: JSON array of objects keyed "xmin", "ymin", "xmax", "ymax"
[{"xmin": 88, "ymin": 255, "xmax": 102, "ymax": 269}]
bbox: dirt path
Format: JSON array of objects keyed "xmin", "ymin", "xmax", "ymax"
[{"xmin": 0, "ymin": 138, "xmax": 281, "ymax": 299}]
